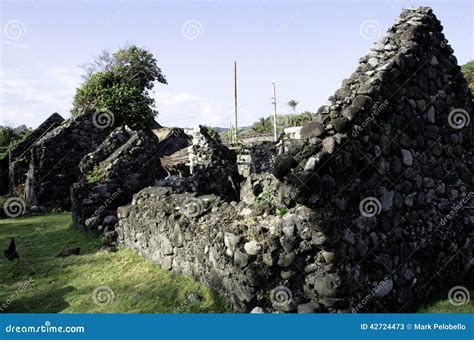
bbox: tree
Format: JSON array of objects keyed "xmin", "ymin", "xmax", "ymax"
[
  {"xmin": 247, "ymin": 110, "xmax": 316, "ymax": 135},
  {"xmin": 252, "ymin": 117, "xmax": 272, "ymax": 133},
  {"xmin": 0, "ymin": 123, "xmax": 31, "ymax": 158},
  {"xmin": 72, "ymin": 45, "xmax": 167, "ymax": 129},
  {"xmin": 461, "ymin": 61, "xmax": 474, "ymax": 97},
  {"xmin": 203, "ymin": 126, "xmax": 222, "ymax": 143},
  {"xmin": 287, "ymin": 99, "xmax": 299, "ymax": 113}
]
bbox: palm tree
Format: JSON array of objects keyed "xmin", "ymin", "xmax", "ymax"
[{"xmin": 287, "ymin": 99, "xmax": 299, "ymax": 113}]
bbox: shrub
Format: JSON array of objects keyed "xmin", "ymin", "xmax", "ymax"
[
  {"xmin": 72, "ymin": 45, "xmax": 167, "ymax": 129},
  {"xmin": 85, "ymin": 166, "xmax": 103, "ymax": 185},
  {"xmin": 0, "ymin": 124, "xmax": 31, "ymax": 159}
]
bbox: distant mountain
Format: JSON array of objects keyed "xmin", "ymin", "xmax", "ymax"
[
  {"xmin": 212, "ymin": 127, "xmax": 228, "ymax": 133},
  {"xmin": 212, "ymin": 127, "xmax": 251, "ymax": 134}
]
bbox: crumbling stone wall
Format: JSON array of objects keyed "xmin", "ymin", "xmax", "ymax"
[
  {"xmin": 117, "ymin": 184, "xmax": 324, "ymax": 312},
  {"xmin": 237, "ymin": 142, "xmax": 276, "ymax": 178},
  {"xmin": 71, "ymin": 126, "xmax": 189, "ymax": 236},
  {"xmin": 272, "ymin": 6, "xmax": 473, "ymax": 312},
  {"xmin": 156, "ymin": 126, "xmax": 240, "ymax": 201},
  {"xmin": 7, "ymin": 113, "xmax": 64, "ymax": 197},
  {"xmin": 0, "ymin": 156, "xmax": 9, "ymax": 195},
  {"xmin": 117, "ymin": 7, "xmax": 473, "ymax": 313},
  {"xmin": 24, "ymin": 110, "xmax": 118, "ymax": 209}
]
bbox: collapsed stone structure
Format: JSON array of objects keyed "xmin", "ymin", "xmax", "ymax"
[
  {"xmin": 237, "ymin": 142, "xmax": 276, "ymax": 178},
  {"xmin": 71, "ymin": 126, "xmax": 189, "ymax": 235},
  {"xmin": 155, "ymin": 126, "xmax": 240, "ymax": 201},
  {"xmin": 117, "ymin": 7, "xmax": 473, "ymax": 313},
  {"xmin": 24, "ymin": 110, "xmax": 119, "ymax": 209},
  {"xmin": 0, "ymin": 156, "xmax": 9, "ymax": 195},
  {"xmin": 7, "ymin": 113, "xmax": 64, "ymax": 197}
]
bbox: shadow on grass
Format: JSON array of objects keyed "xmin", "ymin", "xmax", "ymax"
[
  {"xmin": 1, "ymin": 213, "xmax": 231, "ymax": 313},
  {"xmin": 1, "ymin": 286, "xmax": 75, "ymax": 313}
]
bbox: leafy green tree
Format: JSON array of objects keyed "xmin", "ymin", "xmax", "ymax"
[
  {"xmin": 287, "ymin": 99, "xmax": 299, "ymax": 113},
  {"xmin": 0, "ymin": 124, "xmax": 31, "ymax": 158},
  {"xmin": 247, "ymin": 111, "xmax": 316, "ymax": 135},
  {"xmin": 252, "ymin": 117, "xmax": 272, "ymax": 133},
  {"xmin": 461, "ymin": 61, "xmax": 474, "ymax": 96},
  {"xmin": 72, "ymin": 45, "xmax": 167, "ymax": 129},
  {"xmin": 203, "ymin": 126, "xmax": 222, "ymax": 143}
]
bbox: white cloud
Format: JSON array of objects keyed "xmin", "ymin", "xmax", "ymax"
[
  {"xmin": 156, "ymin": 91, "xmax": 230, "ymax": 128},
  {"xmin": 0, "ymin": 69, "xmax": 243, "ymax": 129},
  {"xmin": 0, "ymin": 66, "xmax": 83, "ymax": 127}
]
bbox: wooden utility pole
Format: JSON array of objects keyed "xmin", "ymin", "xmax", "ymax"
[
  {"xmin": 272, "ymin": 82, "xmax": 277, "ymax": 142},
  {"xmin": 233, "ymin": 61, "xmax": 238, "ymax": 144}
]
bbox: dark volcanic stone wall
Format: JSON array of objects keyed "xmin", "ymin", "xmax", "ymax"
[
  {"xmin": 24, "ymin": 110, "xmax": 118, "ymax": 209},
  {"xmin": 237, "ymin": 142, "xmax": 276, "ymax": 178},
  {"xmin": 7, "ymin": 113, "xmax": 64, "ymax": 196},
  {"xmin": 117, "ymin": 184, "xmax": 322, "ymax": 312},
  {"xmin": 117, "ymin": 7, "xmax": 473, "ymax": 313},
  {"xmin": 272, "ymin": 6, "xmax": 473, "ymax": 312},
  {"xmin": 156, "ymin": 126, "xmax": 240, "ymax": 201},
  {"xmin": 71, "ymin": 127, "xmax": 189, "ymax": 235},
  {"xmin": 0, "ymin": 156, "xmax": 8, "ymax": 195},
  {"xmin": 189, "ymin": 126, "xmax": 241, "ymax": 201}
]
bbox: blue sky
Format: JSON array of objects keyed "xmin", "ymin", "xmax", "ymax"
[{"xmin": 0, "ymin": 0, "xmax": 472, "ymax": 129}]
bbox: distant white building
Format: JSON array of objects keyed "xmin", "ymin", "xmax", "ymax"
[{"xmin": 284, "ymin": 126, "xmax": 302, "ymax": 140}]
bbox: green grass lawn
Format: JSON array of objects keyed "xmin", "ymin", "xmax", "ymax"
[
  {"xmin": 417, "ymin": 297, "xmax": 474, "ymax": 313},
  {"xmin": 0, "ymin": 194, "xmax": 10, "ymax": 209},
  {"xmin": 0, "ymin": 213, "xmax": 471, "ymax": 314},
  {"xmin": 0, "ymin": 213, "xmax": 230, "ymax": 313}
]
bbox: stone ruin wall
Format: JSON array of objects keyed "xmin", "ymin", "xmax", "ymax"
[
  {"xmin": 272, "ymin": 6, "xmax": 473, "ymax": 312},
  {"xmin": 237, "ymin": 142, "xmax": 276, "ymax": 178},
  {"xmin": 0, "ymin": 156, "xmax": 9, "ymax": 195},
  {"xmin": 24, "ymin": 110, "xmax": 119, "ymax": 209},
  {"xmin": 71, "ymin": 126, "xmax": 189, "ymax": 238},
  {"xmin": 6, "ymin": 113, "xmax": 64, "ymax": 197},
  {"xmin": 155, "ymin": 126, "xmax": 241, "ymax": 202},
  {"xmin": 117, "ymin": 7, "xmax": 473, "ymax": 313}
]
